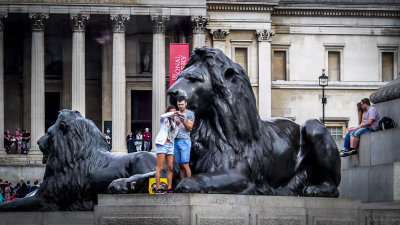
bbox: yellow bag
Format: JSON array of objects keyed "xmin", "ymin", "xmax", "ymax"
[{"xmin": 148, "ymin": 177, "xmax": 168, "ymax": 194}]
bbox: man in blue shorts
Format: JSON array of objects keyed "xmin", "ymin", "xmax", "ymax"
[{"xmin": 174, "ymin": 96, "xmax": 195, "ymax": 179}]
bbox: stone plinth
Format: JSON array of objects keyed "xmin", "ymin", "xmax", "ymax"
[
  {"xmin": 1, "ymin": 194, "xmax": 400, "ymax": 224},
  {"xmin": 0, "ymin": 211, "xmax": 94, "ymax": 225},
  {"xmin": 95, "ymin": 194, "xmax": 361, "ymax": 225}
]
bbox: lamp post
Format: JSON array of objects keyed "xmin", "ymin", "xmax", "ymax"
[{"xmin": 319, "ymin": 69, "xmax": 328, "ymax": 124}]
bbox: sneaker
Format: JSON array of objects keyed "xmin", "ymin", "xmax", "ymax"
[
  {"xmin": 340, "ymin": 150, "xmax": 350, "ymax": 157},
  {"xmin": 348, "ymin": 149, "xmax": 357, "ymax": 155},
  {"xmin": 165, "ymin": 188, "xmax": 173, "ymax": 194}
]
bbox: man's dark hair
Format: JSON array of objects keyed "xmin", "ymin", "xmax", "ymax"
[
  {"xmin": 177, "ymin": 96, "xmax": 186, "ymax": 103},
  {"xmin": 361, "ymin": 98, "xmax": 371, "ymax": 106},
  {"xmin": 27, "ymin": 181, "xmax": 30, "ymax": 184}
]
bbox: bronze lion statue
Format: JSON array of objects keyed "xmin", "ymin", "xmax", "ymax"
[
  {"xmin": 167, "ymin": 46, "xmax": 341, "ymax": 197},
  {"xmin": 0, "ymin": 110, "xmax": 160, "ymax": 211}
]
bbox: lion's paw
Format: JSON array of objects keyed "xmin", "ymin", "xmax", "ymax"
[
  {"xmin": 175, "ymin": 178, "xmax": 202, "ymax": 193},
  {"xmin": 108, "ymin": 178, "xmax": 130, "ymax": 194}
]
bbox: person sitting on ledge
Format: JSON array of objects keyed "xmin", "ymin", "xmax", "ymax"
[
  {"xmin": 343, "ymin": 98, "xmax": 380, "ymax": 157},
  {"xmin": 340, "ymin": 102, "xmax": 365, "ymax": 157}
]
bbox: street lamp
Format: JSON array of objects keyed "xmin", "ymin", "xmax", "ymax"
[{"xmin": 319, "ymin": 69, "xmax": 328, "ymax": 125}]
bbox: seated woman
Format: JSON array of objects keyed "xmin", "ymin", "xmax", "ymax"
[{"xmin": 340, "ymin": 102, "xmax": 364, "ymax": 157}]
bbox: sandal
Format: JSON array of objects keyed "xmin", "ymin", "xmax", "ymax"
[
  {"xmin": 165, "ymin": 188, "xmax": 173, "ymax": 194},
  {"xmin": 156, "ymin": 188, "xmax": 165, "ymax": 194}
]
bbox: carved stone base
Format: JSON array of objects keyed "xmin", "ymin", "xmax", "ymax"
[{"xmin": 1, "ymin": 194, "xmax": 400, "ymax": 224}]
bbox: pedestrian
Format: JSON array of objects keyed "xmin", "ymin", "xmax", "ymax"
[
  {"xmin": 143, "ymin": 128, "xmax": 151, "ymax": 152},
  {"xmin": 126, "ymin": 132, "xmax": 134, "ymax": 153},
  {"xmin": 155, "ymin": 105, "xmax": 179, "ymax": 194},
  {"xmin": 135, "ymin": 130, "xmax": 143, "ymax": 151},
  {"xmin": 174, "ymin": 96, "xmax": 195, "ymax": 179},
  {"xmin": 22, "ymin": 129, "xmax": 30, "ymax": 154}
]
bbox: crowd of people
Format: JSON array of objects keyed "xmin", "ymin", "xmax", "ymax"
[
  {"xmin": 3, "ymin": 128, "xmax": 31, "ymax": 154},
  {"xmin": 126, "ymin": 128, "xmax": 152, "ymax": 153},
  {"xmin": 0, "ymin": 178, "xmax": 40, "ymax": 202}
]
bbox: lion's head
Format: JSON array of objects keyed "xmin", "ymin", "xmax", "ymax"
[
  {"xmin": 36, "ymin": 109, "xmax": 109, "ymax": 210},
  {"xmin": 167, "ymin": 46, "xmax": 263, "ymax": 174}
]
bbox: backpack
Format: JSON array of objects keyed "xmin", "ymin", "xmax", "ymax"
[{"xmin": 378, "ymin": 117, "xmax": 395, "ymax": 131}]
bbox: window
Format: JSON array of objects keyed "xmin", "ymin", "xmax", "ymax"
[
  {"xmin": 230, "ymin": 40, "xmax": 252, "ymax": 81},
  {"xmin": 328, "ymin": 52, "xmax": 340, "ymax": 81},
  {"xmin": 378, "ymin": 44, "xmax": 398, "ymax": 82},
  {"xmin": 324, "ymin": 43, "xmax": 344, "ymax": 81},
  {"xmin": 235, "ymin": 48, "xmax": 248, "ymax": 72},
  {"xmin": 323, "ymin": 118, "xmax": 349, "ymax": 139},
  {"xmin": 271, "ymin": 43, "xmax": 290, "ymax": 81},
  {"xmin": 382, "ymin": 52, "xmax": 394, "ymax": 82},
  {"xmin": 272, "ymin": 51, "xmax": 286, "ymax": 80},
  {"xmin": 326, "ymin": 126, "xmax": 343, "ymax": 139}
]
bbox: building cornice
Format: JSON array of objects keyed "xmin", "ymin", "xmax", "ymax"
[
  {"xmin": 207, "ymin": 4, "xmax": 275, "ymax": 12},
  {"xmin": 272, "ymin": 8, "xmax": 400, "ymax": 17}
]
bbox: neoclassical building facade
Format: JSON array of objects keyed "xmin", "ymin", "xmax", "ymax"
[{"xmin": 0, "ymin": 0, "xmax": 399, "ymax": 161}]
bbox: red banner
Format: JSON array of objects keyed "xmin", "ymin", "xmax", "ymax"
[{"xmin": 169, "ymin": 43, "xmax": 189, "ymax": 86}]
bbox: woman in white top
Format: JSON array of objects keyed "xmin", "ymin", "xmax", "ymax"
[
  {"xmin": 135, "ymin": 131, "xmax": 143, "ymax": 151},
  {"xmin": 155, "ymin": 105, "xmax": 179, "ymax": 194}
]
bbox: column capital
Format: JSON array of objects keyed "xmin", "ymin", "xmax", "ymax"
[
  {"xmin": 256, "ymin": 29, "xmax": 275, "ymax": 42},
  {"xmin": 191, "ymin": 16, "xmax": 209, "ymax": 34},
  {"xmin": 111, "ymin": 14, "xmax": 130, "ymax": 33},
  {"xmin": 71, "ymin": 14, "xmax": 89, "ymax": 32},
  {"xmin": 150, "ymin": 15, "xmax": 169, "ymax": 34},
  {"xmin": 211, "ymin": 29, "xmax": 230, "ymax": 41},
  {"xmin": 0, "ymin": 14, "xmax": 7, "ymax": 31},
  {"xmin": 29, "ymin": 13, "xmax": 49, "ymax": 31}
]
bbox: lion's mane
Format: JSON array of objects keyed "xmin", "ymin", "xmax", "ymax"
[{"xmin": 37, "ymin": 110, "xmax": 111, "ymax": 210}]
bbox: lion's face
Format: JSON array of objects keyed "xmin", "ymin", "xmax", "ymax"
[
  {"xmin": 37, "ymin": 110, "xmax": 83, "ymax": 164},
  {"xmin": 168, "ymin": 62, "xmax": 213, "ymax": 115}
]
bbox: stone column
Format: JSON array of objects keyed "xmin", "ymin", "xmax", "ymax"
[
  {"xmin": 62, "ymin": 26, "xmax": 72, "ymax": 109},
  {"xmin": 256, "ymin": 29, "xmax": 274, "ymax": 118},
  {"xmin": 111, "ymin": 14, "xmax": 129, "ymax": 154},
  {"xmin": 101, "ymin": 41, "xmax": 112, "ymax": 133},
  {"xmin": 0, "ymin": 14, "xmax": 6, "ymax": 151},
  {"xmin": 30, "ymin": 13, "xmax": 48, "ymax": 152},
  {"xmin": 211, "ymin": 29, "xmax": 229, "ymax": 54},
  {"xmin": 150, "ymin": 15, "xmax": 169, "ymax": 151},
  {"xmin": 71, "ymin": 14, "xmax": 88, "ymax": 116},
  {"xmin": 191, "ymin": 16, "xmax": 208, "ymax": 49}
]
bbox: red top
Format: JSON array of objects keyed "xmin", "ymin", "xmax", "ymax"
[{"xmin": 143, "ymin": 132, "xmax": 151, "ymax": 141}]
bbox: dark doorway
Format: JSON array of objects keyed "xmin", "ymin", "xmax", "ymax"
[
  {"xmin": 45, "ymin": 92, "xmax": 60, "ymax": 131},
  {"xmin": 131, "ymin": 90, "xmax": 152, "ymax": 134}
]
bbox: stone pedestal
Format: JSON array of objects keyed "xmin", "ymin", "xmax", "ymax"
[
  {"xmin": 29, "ymin": 13, "xmax": 48, "ymax": 153},
  {"xmin": 340, "ymin": 80, "xmax": 400, "ymax": 203},
  {"xmin": 1, "ymin": 194, "xmax": 400, "ymax": 224},
  {"xmin": 111, "ymin": 15, "xmax": 129, "ymax": 154},
  {"xmin": 95, "ymin": 194, "xmax": 362, "ymax": 225},
  {"xmin": 151, "ymin": 15, "xmax": 169, "ymax": 151}
]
